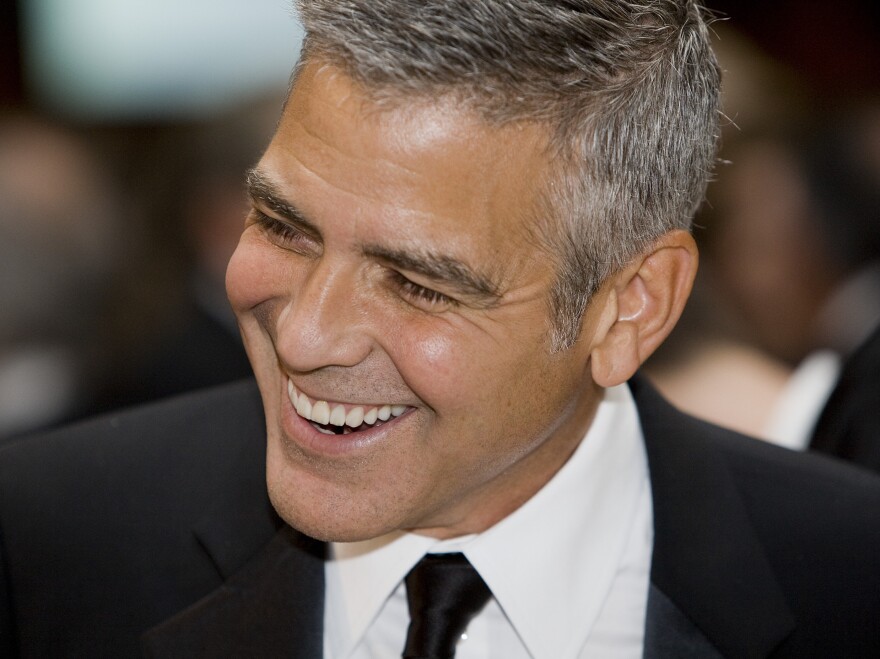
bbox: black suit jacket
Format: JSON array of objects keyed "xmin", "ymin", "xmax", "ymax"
[
  {"xmin": 810, "ymin": 323, "xmax": 880, "ymax": 473},
  {"xmin": 0, "ymin": 377, "xmax": 878, "ymax": 658}
]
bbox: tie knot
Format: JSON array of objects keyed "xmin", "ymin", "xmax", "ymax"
[{"xmin": 403, "ymin": 553, "xmax": 492, "ymax": 659}]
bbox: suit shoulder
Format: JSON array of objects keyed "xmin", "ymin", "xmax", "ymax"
[
  {"xmin": 634, "ymin": 376, "xmax": 880, "ymax": 654},
  {"xmin": 0, "ymin": 378, "xmax": 269, "ymax": 537},
  {"xmin": 705, "ymin": 412, "xmax": 880, "ymax": 511},
  {"xmin": 0, "ymin": 379, "xmax": 278, "ymax": 657},
  {"xmin": 0, "ymin": 378, "xmax": 264, "ymax": 478},
  {"xmin": 0, "ymin": 378, "xmax": 271, "ymax": 554},
  {"xmin": 634, "ymin": 374, "xmax": 880, "ymax": 574},
  {"xmin": 633, "ymin": 373, "xmax": 880, "ymax": 511}
]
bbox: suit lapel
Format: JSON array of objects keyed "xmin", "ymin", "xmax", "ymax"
[
  {"xmin": 643, "ymin": 585, "xmax": 724, "ymax": 659},
  {"xmin": 142, "ymin": 525, "xmax": 326, "ymax": 658},
  {"xmin": 631, "ymin": 377, "xmax": 795, "ymax": 658},
  {"xmin": 139, "ymin": 381, "xmax": 327, "ymax": 657}
]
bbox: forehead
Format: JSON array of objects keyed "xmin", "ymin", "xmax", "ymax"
[{"xmin": 265, "ymin": 61, "xmax": 552, "ymax": 249}]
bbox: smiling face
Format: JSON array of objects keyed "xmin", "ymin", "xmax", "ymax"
[{"xmin": 226, "ymin": 61, "xmax": 613, "ymax": 542}]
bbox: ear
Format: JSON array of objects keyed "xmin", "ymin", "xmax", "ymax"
[{"xmin": 590, "ymin": 230, "xmax": 698, "ymax": 387}]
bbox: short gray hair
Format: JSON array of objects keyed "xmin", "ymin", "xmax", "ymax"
[{"xmin": 295, "ymin": 0, "xmax": 721, "ymax": 350}]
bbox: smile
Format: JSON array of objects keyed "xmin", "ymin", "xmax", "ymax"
[{"xmin": 287, "ymin": 379, "xmax": 408, "ymax": 435}]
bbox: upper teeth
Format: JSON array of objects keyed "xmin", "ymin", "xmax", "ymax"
[{"xmin": 287, "ymin": 379, "xmax": 407, "ymax": 429}]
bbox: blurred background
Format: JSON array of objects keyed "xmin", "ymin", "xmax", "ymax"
[
  {"xmin": 0, "ymin": 0, "xmax": 301, "ymax": 438},
  {"xmin": 0, "ymin": 0, "xmax": 878, "ymax": 447}
]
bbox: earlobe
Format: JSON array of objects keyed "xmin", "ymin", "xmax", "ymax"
[
  {"xmin": 591, "ymin": 315, "xmax": 641, "ymax": 387},
  {"xmin": 590, "ymin": 230, "xmax": 698, "ymax": 387}
]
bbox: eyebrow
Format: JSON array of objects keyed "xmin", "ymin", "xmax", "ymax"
[
  {"xmin": 246, "ymin": 168, "xmax": 321, "ymax": 236},
  {"xmin": 363, "ymin": 245, "xmax": 502, "ymax": 304},
  {"xmin": 246, "ymin": 168, "xmax": 502, "ymax": 304}
]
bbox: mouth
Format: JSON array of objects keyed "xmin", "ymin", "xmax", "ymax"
[{"xmin": 287, "ymin": 378, "xmax": 409, "ymax": 436}]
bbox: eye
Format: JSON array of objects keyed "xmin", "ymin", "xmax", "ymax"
[
  {"xmin": 251, "ymin": 209, "xmax": 315, "ymax": 253},
  {"xmin": 389, "ymin": 271, "xmax": 458, "ymax": 311}
]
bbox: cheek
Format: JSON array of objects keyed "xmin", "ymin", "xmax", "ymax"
[
  {"xmin": 399, "ymin": 328, "xmax": 455, "ymax": 384},
  {"xmin": 390, "ymin": 319, "xmax": 521, "ymax": 416},
  {"xmin": 413, "ymin": 332, "xmax": 456, "ymax": 374},
  {"xmin": 387, "ymin": 321, "xmax": 470, "ymax": 405}
]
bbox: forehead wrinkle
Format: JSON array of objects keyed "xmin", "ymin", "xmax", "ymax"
[
  {"xmin": 290, "ymin": 75, "xmax": 429, "ymax": 184},
  {"xmin": 299, "ymin": 60, "xmax": 469, "ymax": 176},
  {"xmin": 299, "ymin": 110, "xmax": 423, "ymax": 179},
  {"xmin": 277, "ymin": 121, "xmax": 430, "ymax": 211}
]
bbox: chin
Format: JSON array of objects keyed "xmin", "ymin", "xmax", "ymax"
[{"xmin": 265, "ymin": 471, "xmax": 399, "ymax": 544}]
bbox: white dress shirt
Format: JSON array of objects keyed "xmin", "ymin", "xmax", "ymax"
[{"xmin": 324, "ymin": 384, "xmax": 654, "ymax": 659}]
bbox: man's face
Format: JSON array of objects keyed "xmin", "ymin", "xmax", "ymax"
[{"xmin": 227, "ymin": 61, "xmax": 607, "ymax": 542}]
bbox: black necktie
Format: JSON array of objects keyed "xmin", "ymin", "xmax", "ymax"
[{"xmin": 402, "ymin": 553, "xmax": 492, "ymax": 659}]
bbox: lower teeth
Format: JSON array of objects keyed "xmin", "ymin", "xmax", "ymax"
[
  {"xmin": 312, "ymin": 422, "xmax": 364, "ymax": 435},
  {"xmin": 310, "ymin": 419, "xmax": 384, "ymax": 435}
]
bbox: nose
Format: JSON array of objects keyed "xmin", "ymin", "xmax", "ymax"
[{"xmin": 274, "ymin": 257, "xmax": 374, "ymax": 372}]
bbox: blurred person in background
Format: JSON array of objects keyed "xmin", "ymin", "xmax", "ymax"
[
  {"xmin": 644, "ymin": 25, "xmax": 804, "ymax": 438},
  {"xmin": 0, "ymin": 114, "xmax": 124, "ymax": 440},
  {"xmin": 1, "ymin": 0, "xmax": 299, "ymax": 417},
  {"xmin": 647, "ymin": 22, "xmax": 880, "ymax": 473},
  {"xmin": 97, "ymin": 95, "xmax": 281, "ymax": 409},
  {"xmin": 710, "ymin": 104, "xmax": 880, "ymax": 469},
  {"xmin": 806, "ymin": 106, "xmax": 880, "ymax": 468}
]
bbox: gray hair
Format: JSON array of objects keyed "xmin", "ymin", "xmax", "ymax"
[{"xmin": 295, "ymin": 0, "xmax": 721, "ymax": 350}]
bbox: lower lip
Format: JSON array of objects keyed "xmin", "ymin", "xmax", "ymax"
[{"xmin": 279, "ymin": 383, "xmax": 409, "ymax": 458}]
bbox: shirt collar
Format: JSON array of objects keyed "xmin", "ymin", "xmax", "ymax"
[{"xmin": 325, "ymin": 383, "xmax": 649, "ymax": 659}]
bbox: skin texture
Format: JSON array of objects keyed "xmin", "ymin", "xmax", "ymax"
[{"xmin": 226, "ymin": 60, "xmax": 697, "ymax": 542}]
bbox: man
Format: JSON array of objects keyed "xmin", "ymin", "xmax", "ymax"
[{"xmin": 1, "ymin": 1, "xmax": 878, "ymax": 658}]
